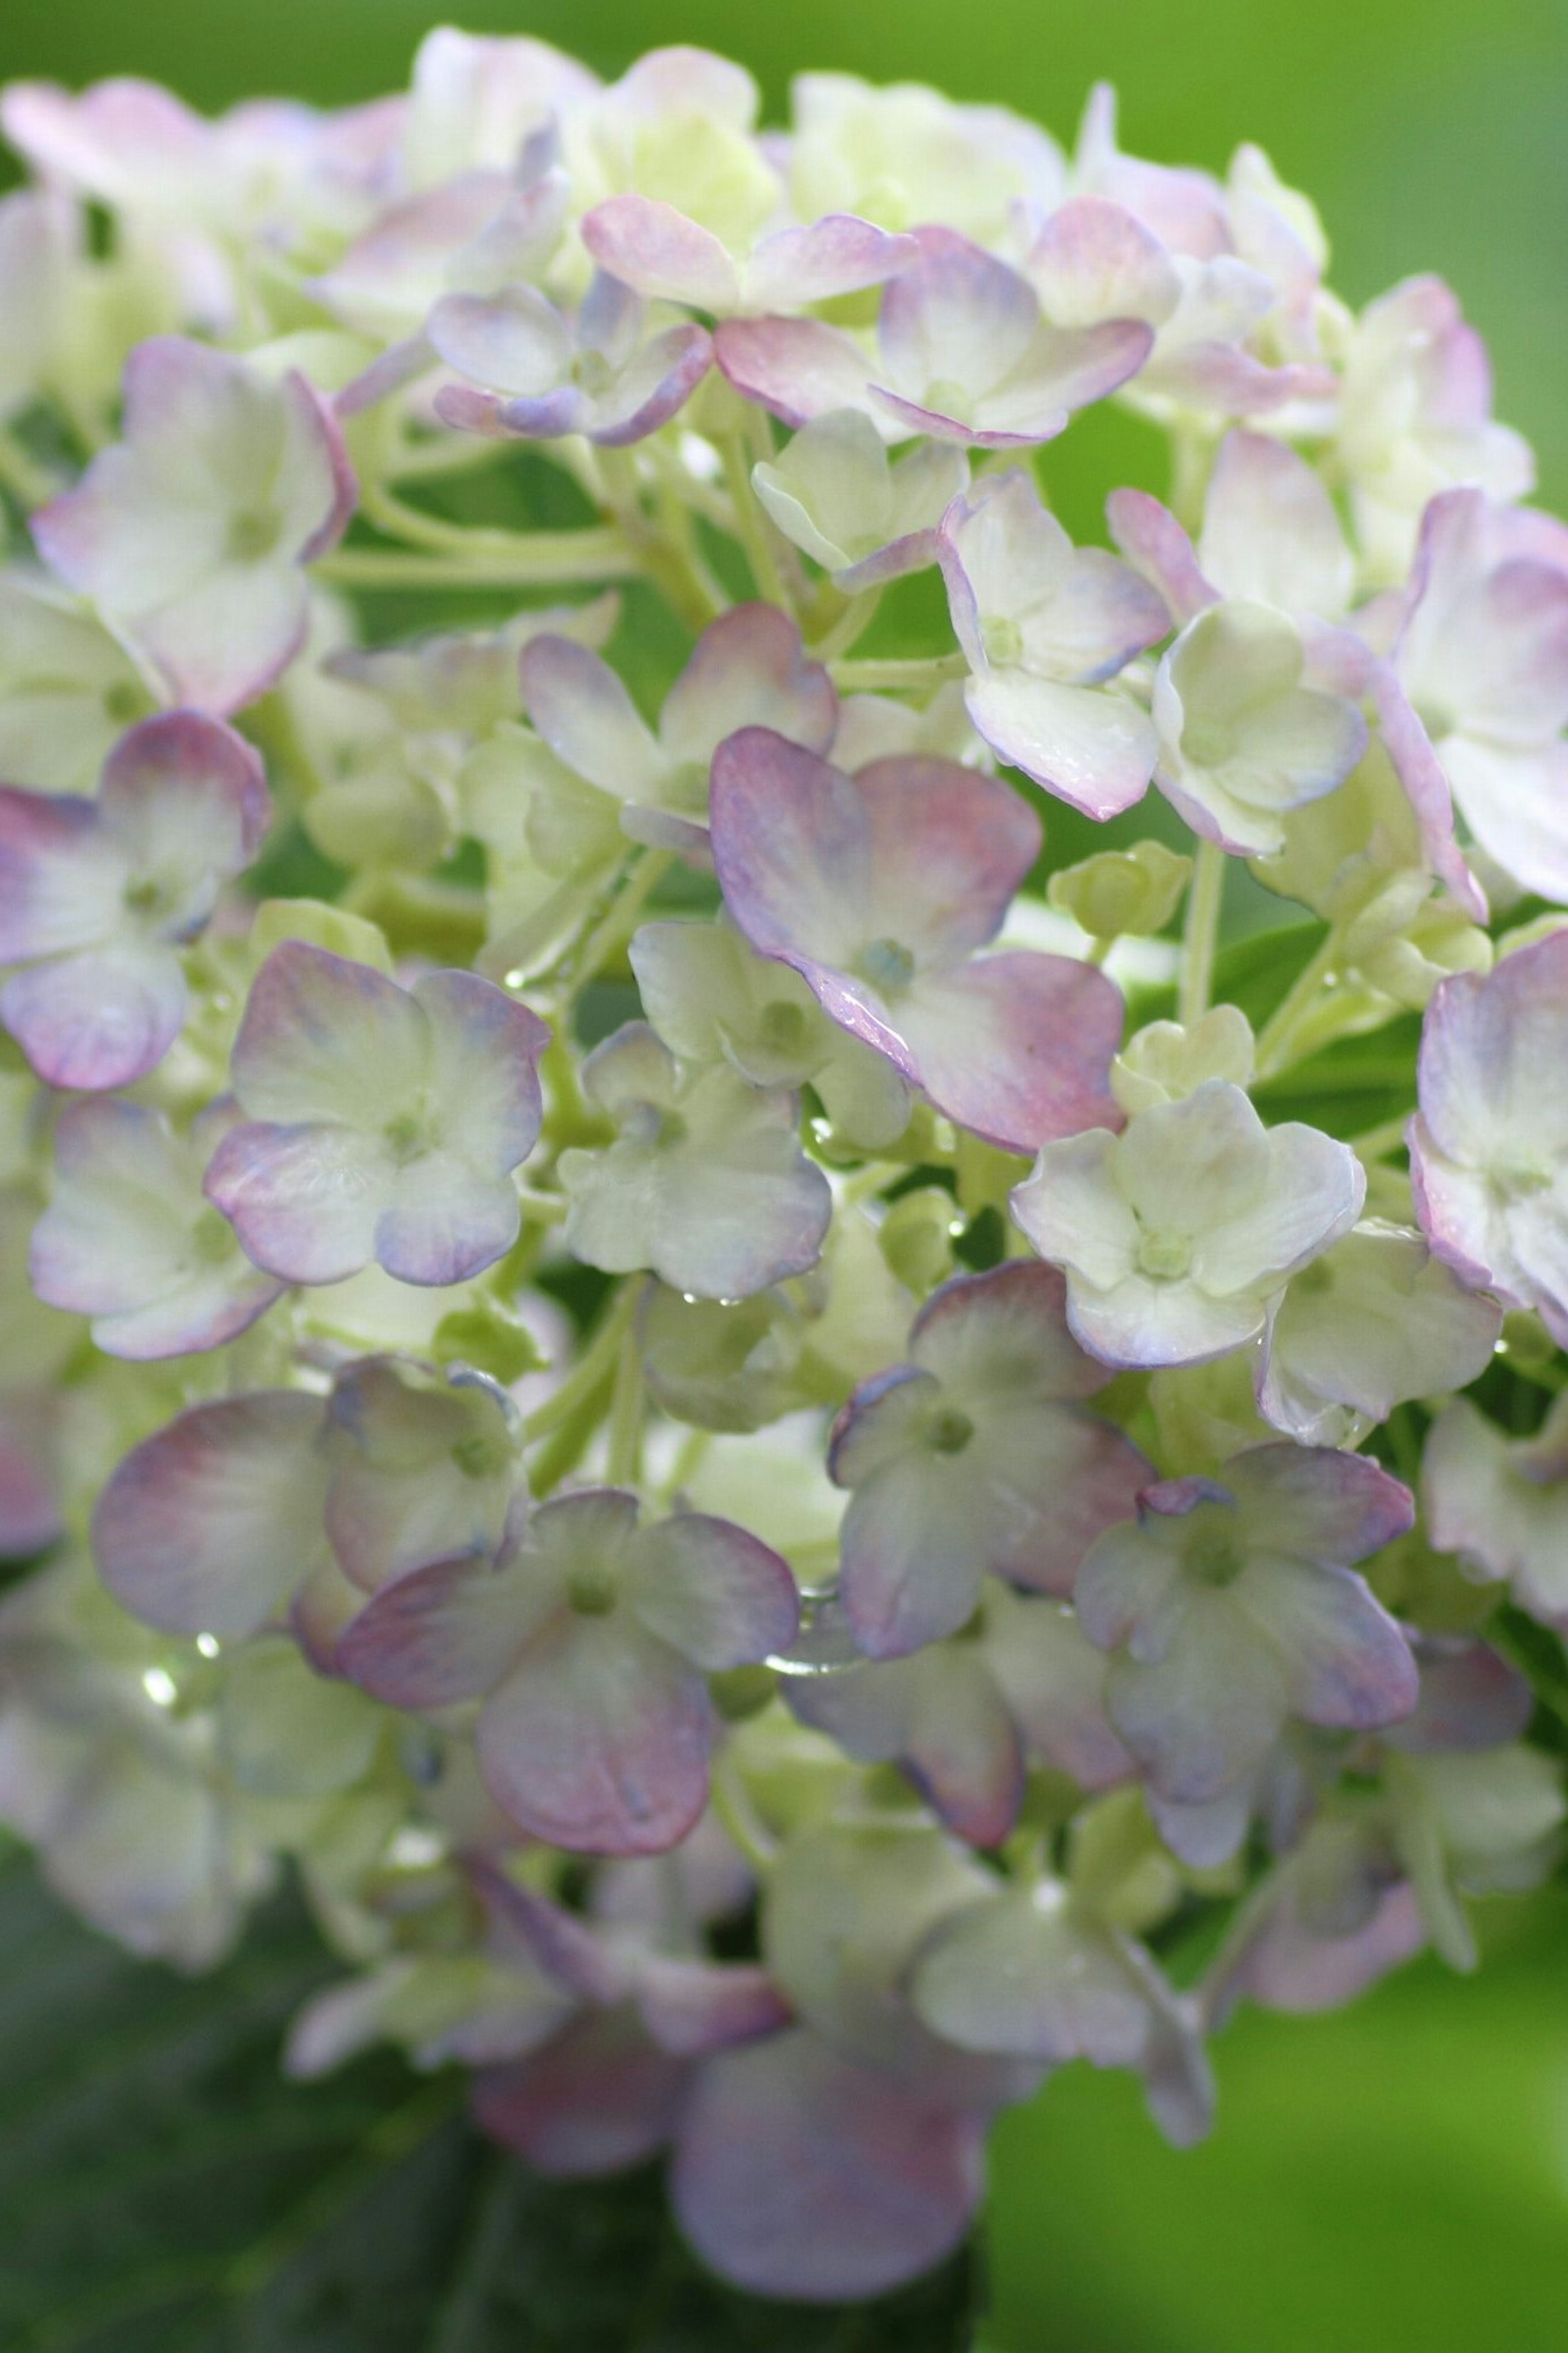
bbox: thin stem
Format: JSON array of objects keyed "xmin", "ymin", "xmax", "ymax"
[
  {"xmin": 831, "ymin": 652, "xmax": 969, "ymax": 695},
  {"xmin": 314, "ymin": 534, "xmax": 641, "ymax": 590},
  {"xmin": 806, "ymin": 587, "xmax": 882, "ymax": 663},
  {"xmin": 605, "ymin": 1309, "xmax": 646, "ymax": 1488},
  {"xmin": 1348, "ymin": 1113, "xmax": 1414, "ymax": 1162},
  {"xmin": 1178, "ymin": 839, "xmax": 1226, "ymax": 1029},
  {"xmin": 1253, "ymin": 929, "xmax": 1343, "ymax": 1080},
  {"xmin": 721, "ymin": 432, "xmax": 792, "ymax": 607},
  {"xmin": 570, "ymin": 849, "xmax": 674, "ymax": 998},
  {"xmin": 0, "ymin": 427, "xmax": 60, "ymax": 511},
  {"xmin": 521, "ymin": 1286, "xmax": 637, "ymax": 1443},
  {"xmin": 710, "ymin": 1758, "xmax": 778, "ymax": 1876}
]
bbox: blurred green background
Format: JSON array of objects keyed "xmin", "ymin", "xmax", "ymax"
[{"xmin": 4, "ymin": 2, "xmax": 1568, "ymax": 2346}]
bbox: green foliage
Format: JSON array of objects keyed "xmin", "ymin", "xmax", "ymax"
[
  {"xmin": 986, "ymin": 1889, "xmax": 1568, "ymax": 2353},
  {"xmin": 0, "ymin": 1856, "xmax": 974, "ymax": 2351}
]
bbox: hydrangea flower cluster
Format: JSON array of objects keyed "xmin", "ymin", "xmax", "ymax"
[{"xmin": 0, "ymin": 30, "xmax": 1564, "ymax": 2303}]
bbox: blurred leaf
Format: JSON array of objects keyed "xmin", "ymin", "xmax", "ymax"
[
  {"xmin": 986, "ymin": 1888, "xmax": 1568, "ymax": 2353},
  {"xmin": 0, "ymin": 1859, "xmax": 972, "ymax": 2351}
]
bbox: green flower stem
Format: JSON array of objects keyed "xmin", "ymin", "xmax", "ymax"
[
  {"xmin": 709, "ymin": 1758, "xmax": 779, "ymax": 1876},
  {"xmin": 522, "ymin": 1285, "xmax": 637, "ymax": 1445},
  {"xmin": 1177, "ymin": 839, "xmax": 1227, "ymax": 1029},
  {"xmin": 606, "ymin": 1305, "xmax": 647, "ymax": 1488},
  {"xmin": 830, "ymin": 652, "xmax": 969, "ymax": 694},
  {"xmin": 314, "ymin": 535, "xmax": 642, "ymax": 590},
  {"xmin": 570, "ymin": 849, "xmax": 675, "ymax": 999},
  {"xmin": 721, "ymin": 431, "xmax": 793, "ymax": 609},
  {"xmin": 1348, "ymin": 1112, "xmax": 1415, "ymax": 1162},
  {"xmin": 1253, "ymin": 928, "xmax": 1345, "ymax": 1080}
]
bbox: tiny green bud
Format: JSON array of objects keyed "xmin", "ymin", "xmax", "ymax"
[
  {"xmin": 879, "ymin": 1186, "xmax": 959, "ymax": 1295},
  {"xmin": 432, "ymin": 1299, "xmax": 546, "ymax": 1387},
  {"xmin": 1048, "ymin": 840, "xmax": 1192, "ymax": 940},
  {"xmin": 250, "ymin": 897, "xmax": 395, "ymax": 976}
]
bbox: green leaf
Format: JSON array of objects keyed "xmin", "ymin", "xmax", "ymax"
[
  {"xmin": 0, "ymin": 1859, "xmax": 973, "ymax": 2351},
  {"xmin": 986, "ymin": 1887, "xmax": 1568, "ymax": 2353}
]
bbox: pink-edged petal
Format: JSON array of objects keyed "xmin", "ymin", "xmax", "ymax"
[
  {"xmin": 710, "ymin": 729, "xmax": 1037, "ymax": 978},
  {"xmin": 962, "ymin": 671, "xmax": 1158, "ymax": 819},
  {"xmin": 0, "ymin": 789, "xmax": 115, "ymax": 959},
  {"xmin": 745, "ymin": 216, "xmax": 917, "ymax": 311},
  {"xmin": 98, "ymin": 707, "xmax": 270, "ymax": 880},
  {"xmin": 911, "ymin": 1258, "xmax": 1110, "ymax": 1402},
  {"xmin": 588, "ymin": 322, "xmax": 713, "ymax": 446},
  {"xmin": 1398, "ymin": 1635, "xmax": 1535, "ymax": 1752},
  {"xmin": 1105, "ymin": 1597, "xmax": 1287, "ymax": 1803},
  {"xmin": 474, "ymin": 2007, "xmax": 688, "ymax": 2176},
  {"xmin": 1239, "ymin": 1554, "xmax": 1418, "ymax": 1729},
  {"xmin": 714, "ymin": 316, "xmax": 877, "ymax": 430},
  {"xmin": 895, "ymin": 951, "xmax": 1123, "ymax": 1152},
  {"xmin": 1217, "ymin": 1880, "xmax": 1425, "ymax": 2016},
  {"xmin": 1105, "ymin": 488, "xmax": 1216, "ymax": 627},
  {"xmin": 672, "ymin": 2028, "xmax": 986, "ymax": 2302},
  {"xmin": 204, "ymin": 1120, "xmax": 388, "ymax": 1286},
  {"xmin": 518, "ymin": 636, "xmax": 666, "ymax": 803},
  {"xmin": 426, "ymin": 283, "xmax": 572, "ymax": 396},
  {"xmin": 635, "ymin": 1958, "xmax": 792, "ymax": 2058},
  {"xmin": 228, "ymin": 941, "xmax": 429, "ymax": 1126},
  {"xmin": 1198, "ymin": 432, "xmax": 1354, "ymax": 618},
  {"xmin": 2, "ymin": 941, "xmax": 186, "ymax": 1090},
  {"xmin": 1371, "ymin": 671, "xmax": 1487, "ymax": 919},
  {"xmin": 789, "ymin": 1648, "xmax": 1024, "ymax": 1848},
  {"xmin": 374, "ymin": 1153, "xmax": 522, "ymax": 1287},
  {"xmin": 336, "ymin": 1551, "xmax": 530, "ymax": 1707},
  {"xmin": 1223, "ymin": 1441, "xmax": 1415, "ymax": 1566},
  {"xmin": 981, "ymin": 1586, "xmax": 1133, "ymax": 1788},
  {"xmin": 92, "ymin": 1393, "xmax": 327, "ymax": 1637},
  {"xmin": 1442, "ymin": 737, "xmax": 1568, "ymax": 906},
  {"xmin": 661, "ymin": 603, "xmax": 837, "ymax": 771},
  {"xmin": 628, "ymin": 1512, "xmax": 800, "ymax": 1670},
  {"xmin": 478, "ymin": 1615, "xmax": 714, "ymax": 1855},
  {"xmin": 1027, "ymin": 195, "xmax": 1181, "ymax": 329},
  {"xmin": 413, "ymin": 968, "xmax": 548, "ymax": 1175},
  {"xmin": 580, "ymin": 196, "xmax": 740, "ymax": 312}
]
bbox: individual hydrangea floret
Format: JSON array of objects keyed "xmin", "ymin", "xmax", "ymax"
[
  {"xmin": 710, "ymin": 727, "xmax": 1125, "ymax": 1153},
  {"xmin": 938, "ymin": 470, "xmax": 1167, "ymax": 819},
  {"xmin": 29, "ymin": 1098, "xmax": 285, "ymax": 1359},
  {"xmin": 521, "ymin": 602, "xmax": 835, "ymax": 854},
  {"xmin": 430, "ymin": 271, "xmax": 713, "ymax": 447},
  {"xmin": 1011, "ymin": 1079, "xmax": 1365, "ymax": 1367},
  {"xmin": 580, "ymin": 192, "xmax": 916, "ymax": 318},
  {"xmin": 751, "ymin": 410, "xmax": 968, "ymax": 591},
  {"xmin": 628, "ymin": 915, "xmax": 911, "ymax": 1151},
  {"xmin": 715, "ymin": 225, "xmax": 1152, "ymax": 446},
  {"xmin": 1258, "ymin": 1219, "xmax": 1501, "ymax": 1448},
  {"xmin": 0, "ymin": 572, "xmax": 151, "ymax": 794},
  {"xmin": 204, "ymin": 942, "xmax": 550, "ymax": 1287},
  {"xmin": 1075, "ymin": 1442, "xmax": 1418, "ymax": 1806},
  {"xmin": 826, "ymin": 1260, "xmax": 1149, "ymax": 1655},
  {"xmin": 32, "ymin": 338, "xmax": 356, "ymax": 715},
  {"xmin": 786, "ymin": 1574, "xmax": 1131, "ymax": 1844},
  {"xmin": 1408, "ymin": 929, "xmax": 1568, "ymax": 1341},
  {"xmin": 1422, "ymin": 1395, "xmax": 1568, "ymax": 1629},
  {"xmin": 0, "ymin": 711, "xmax": 267, "ymax": 1088},
  {"xmin": 558, "ymin": 1021, "xmax": 832, "ymax": 1299},
  {"xmin": 338, "ymin": 1487, "xmax": 799, "ymax": 1853},
  {"xmin": 1381, "ymin": 490, "xmax": 1568, "ymax": 903}
]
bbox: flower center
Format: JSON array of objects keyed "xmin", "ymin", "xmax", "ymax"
[
  {"xmin": 570, "ymin": 350, "xmax": 615, "ymax": 398},
  {"xmin": 567, "ymin": 1559, "xmax": 619, "ymax": 1616},
  {"xmin": 191, "ymin": 1207, "xmax": 234, "ymax": 1265},
  {"xmin": 980, "ymin": 615, "xmax": 1024, "ymax": 668},
  {"xmin": 1136, "ymin": 1227, "xmax": 1193, "ymax": 1280},
  {"xmin": 758, "ymin": 998, "xmax": 811, "ymax": 1056},
  {"xmin": 451, "ymin": 1431, "xmax": 511, "ymax": 1481},
  {"xmin": 1187, "ymin": 1531, "xmax": 1245, "ymax": 1588},
  {"xmin": 227, "ymin": 508, "xmax": 283, "ymax": 562},
  {"xmin": 860, "ymin": 936, "xmax": 915, "ymax": 995},
  {"xmin": 383, "ymin": 1112, "xmax": 432, "ymax": 1166},
  {"xmin": 922, "ymin": 377, "xmax": 972, "ymax": 422},
  {"xmin": 927, "ymin": 1407, "xmax": 975, "ymax": 1456}
]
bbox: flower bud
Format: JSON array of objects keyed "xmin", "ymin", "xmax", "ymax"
[{"xmin": 1048, "ymin": 840, "xmax": 1192, "ymax": 940}]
